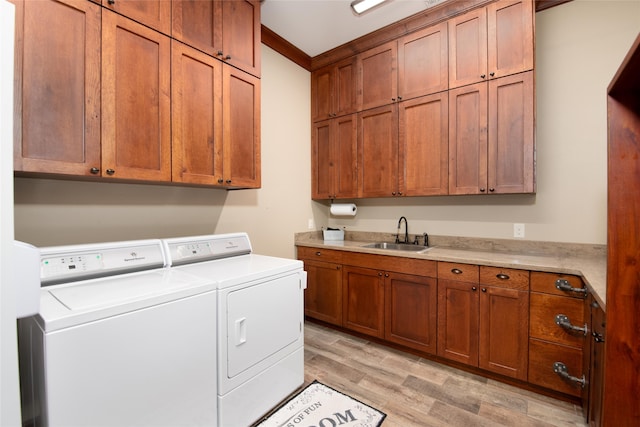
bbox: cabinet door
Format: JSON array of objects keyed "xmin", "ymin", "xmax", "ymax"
[
  {"xmin": 385, "ymin": 272, "xmax": 437, "ymax": 354},
  {"xmin": 102, "ymin": 10, "xmax": 171, "ymax": 182},
  {"xmin": 13, "ymin": 0, "xmax": 101, "ymax": 176},
  {"xmin": 399, "ymin": 92, "xmax": 448, "ymax": 196},
  {"xmin": 398, "ymin": 21, "xmax": 448, "ymax": 100},
  {"xmin": 358, "ymin": 41, "xmax": 397, "ymax": 111},
  {"xmin": 449, "ymin": 7, "xmax": 487, "ymax": 89},
  {"xmin": 311, "ymin": 115, "xmax": 357, "ymax": 200},
  {"xmin": 172, "ymin": 0, "xmax": 222, "ymax": 57},
  {"xmin": 437, "ymin": 279, "xmax": 479, "ymax": 365},
  {"xmin": 311, "ymin": 57, "xmax": 357, "ymax": 122},
  {"xmin": 171, "ymin": 41, "xmax": 223, "ymax": 185},
  {"xmin": 448, "ymin": 82, "xmax": 488, "ymax": 195},
  {"xmin": 488, "ymin": 71, "xmax": 534, "ymax": 193},
  {"xmin": 103, "ymin": 0, "xmax": 171, "ymax": 36},
  {"xmin": 343, "ymin": 266, "xmax": 385, "ymax": 339},
  {"xmin": 223, "ymin": 65, "xmax": 261, "ymax": 188},
  {"xmin": 359, "ymin": 104, "xmax": 399, "ymax": 197},
  {"xmin": 479, "ymin": 286, "xmax": 529, "ymax": 380},
  {"xmin": 487, "ymin": 0, "xmax": 534, "ymax": 79},
  {"xmin": 302, "ymin": 259, "xmax": 343, "ymax": 326},
  {"xmin": 221, "ymin": 0, "xmax": 260, "ymax": 77}
]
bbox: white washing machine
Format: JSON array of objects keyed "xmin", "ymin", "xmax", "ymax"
[
  {"xmin": 18, "ymin": 239, "xmax": 219, "ymax": 427},
  {"xmin": 163, "ymin": 233, "xmax": 306, "ymax": 427}
]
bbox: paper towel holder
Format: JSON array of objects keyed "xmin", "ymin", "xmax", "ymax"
[{"xmin": 330, "ymin": 203, "xmax": 357, "ymax": 216}]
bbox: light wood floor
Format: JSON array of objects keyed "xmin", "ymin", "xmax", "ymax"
[{"xmin": 303, "ymin": 321, "xmax": 587, "ymax": 427}]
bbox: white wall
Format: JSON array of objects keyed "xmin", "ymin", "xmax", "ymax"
[{"xmin": 13, "ymin": 1, "xmax": 640, "ymax": 255}]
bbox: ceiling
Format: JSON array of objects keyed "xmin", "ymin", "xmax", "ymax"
[{"xmin": 260, "ymin": 0, "xmax": 444, "ymax": 57}]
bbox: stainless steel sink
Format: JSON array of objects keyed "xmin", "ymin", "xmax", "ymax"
[{"xmin": 363, "ymin": 242, "xmax": 433, "ymax": 253}]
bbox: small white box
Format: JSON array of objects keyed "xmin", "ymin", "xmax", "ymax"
[{"xmin": 322, "ymin": 228, "xmax": 344, "ymax": 241}]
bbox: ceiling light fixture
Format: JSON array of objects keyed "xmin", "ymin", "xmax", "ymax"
[{"xmin": 350, "ymin": 0, "xmax": 389, "ymax": 15}]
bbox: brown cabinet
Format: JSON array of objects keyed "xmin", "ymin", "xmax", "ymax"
[
  {"xmin": 528, "ymin": 272, "xmax": 587, "ymax": 397},
  {"xmin": 102, "ymin": 10, "xmax": 172, "ymax": 182},
  {"xmin": 342, "ymin": 265, "xmax": 386, "ymax": 339},
  {"xmin": 171, "ymin": 41, "xmax": 223, "ymax": 186},
  {"xmin": 13, "ymin": 0, "xmax": 101, "ymax": 177},
  {"xmin": 385, "ymin": 271, "xmax": 437, "ymax": 355},
  {"xmin": 358, "ymin": 104, "xmax": 399, "ymax": 197},
  {"xmin": 223, "ymin": 65, "xmax": 261, "ymax": 188},
  {"xmin": 311, "ymin": 57, "xmax": 357, "ymax": 122},
  {"xmin": 587, "ymin": 298, "xmax": 605, "ymax": 427},
  {"xmin": 103, "ymin": 0, "xmax": 171, "ymax": 36},
  {"xmin": 478, "ymin": 266, "xmax": 529, "ymax": 380},
  {"xmin": 398, "ymin": 21, "xmax": 448, "ymax": 101},
  {"xmin": 438, "ymin": 262, "xmax": 529, "ymax": 380},
  {"xmin": 449, "ymin": 0, "xmax": 533, "ymax": 89},
  {"xmin": 399, "ymin": 92, "xmax": 449, "ymax": 196},
  {"xmin": 297, "ymin": 247, "xmax": 344, "ymax": 326},
  {"xmin": 358, "ymin": 41, "xmax": 398, "ymax": 111},
  {"xmin": 172, "ymin": 0, "xmax": 260, "ymax": 77},
  {"xmin": 312, "ymin": 115, "xmax": 358, "ymax": 200},
  {"xmin": 449, "ymin": 71, "xmax": 534, "ymax": 195}
]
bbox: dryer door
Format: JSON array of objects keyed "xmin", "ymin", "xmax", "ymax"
[{"xmin": 225, "ymin": 271, "xmax": 303, "ymax": 379}]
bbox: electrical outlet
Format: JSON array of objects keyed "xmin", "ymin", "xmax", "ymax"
[
  {"xmin": 308, "ymin": 219, "xmax": 316, "ymax": 230},
  {"xmin": 514, "ymin": 223, "xmax": 525, "ymax": 238}
]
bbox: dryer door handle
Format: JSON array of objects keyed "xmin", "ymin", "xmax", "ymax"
[{"xmin": 235, "ymin": 317, "xmax": 247, "ymax": 346}]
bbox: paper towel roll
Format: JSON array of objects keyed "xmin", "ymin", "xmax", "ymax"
[{"xmin": 330, "ymin": 203, "xmax": 357, "ymax": 216}]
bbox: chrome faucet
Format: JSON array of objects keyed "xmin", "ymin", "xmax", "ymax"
[{"xmin": 396, "ymin": 216, "xmax": 409, "ymax": 244}]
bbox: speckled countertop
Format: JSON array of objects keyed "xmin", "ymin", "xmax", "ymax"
[{"xmin": 295, "ymin": 231, "xmax": 607, "ymax": 309}]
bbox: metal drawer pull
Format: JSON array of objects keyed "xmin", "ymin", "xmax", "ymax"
[
  {"xmin": 496, "ymin": 273, "xmax": 510, "ymax": 280},
  {"xmin": 451, "ymin": 268, "xmax": 463, "ymax": 274},
  {"xmin": 555, "ymin": 314, "xmax": 588, "ymax": 336},
  {"xmin": 555, "ymin": 279, "xmax": 588, "ymax": 296},
  {"xmin": 553, "ymin": 362, "xmax": 586, "ymax": 388}
]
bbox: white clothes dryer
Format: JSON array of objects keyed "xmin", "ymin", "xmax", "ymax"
[
  {"xmin": 163, "ymin": 233, "xmax": 306, "ymax": 427},
  {"xmin": 18, "ymin": 239, "xmax": 218, "ymax": 427}
]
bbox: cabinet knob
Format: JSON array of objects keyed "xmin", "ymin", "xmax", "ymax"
[
  {"xmin": 89, "ymin": 167, "xmax": 100, "ymax": 175},
  {"xmin": 489, "ymin": 188, "xmax": 495, "ymax": 192},
  {"xmin": 481, "ymin": 74, "xmax": 486, "ymax": 79},
  {"xmin": 106, "ymin": 169, "xmax": 115, "ymax": 176},
  {"xmin": 490, "ymin": 72, "xmax": 495, "ymax": 77},
  {"xmin": 218, "ymin": 179, "xmax": 224, "ymax": 184},
  {"xmin": 315, "ymin": 251, "xmax": 321, "ymax": 256},
  {"xmin": 225, "ymin": 55, "xmax": 232, "ymax": 60},
  {"xmin": 226, "ymin": 179, "xmax": 232, "ymax": 184},
  {"xmin": 472, "ymin": 286, "xmax": 477, "ymax": 291},
  {"xmin": 451, "ymin": 268, "xmax": 462, "ymax": 274},
  {"xmin": 391, "ymin": 192, "xmax": 396, "ymax": 196},
  {"xmin": 108, "ymin": 0, "xmax": 114, "ymax": 4},
  {"xmin": 496, "ymin": 273, "xmax": 510, "ymax": 280},
  {"xmin": 481, "ymin": 288, "xmax": 487, "ymax": 292},
  {"xmin": 217, "ymin": 51, "xmax": 224, "ymax": 56},
  {"xmin": 397, "ymin": 96, "xmax": 402, "ymax": 100},
  {"xmin": 480, "ymin": 187, "xmax": 486, "ymax": 192},
  {"xmin": 397, "ymin": 191, "xmax": 402, "ymax": 196},
  {"xmin": 378, "ymin": 272, "xmax": 383, "ymax": 276},
  {"xmin": 384, "ymin": 273, "xmax": 389, "ymax": 277},
  {"xmin": 391, "ymin": 98, "xmax": 396, "ymax": 102}
]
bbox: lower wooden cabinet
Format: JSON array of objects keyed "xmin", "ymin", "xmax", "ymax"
[
  {"xmin": 342, "ymin": 265, "xmax": 386, "ymax": 338},
  {"xmin": 385, "ymin": 272, "xmax": 437, "ymax": 355},
  {"xmin": 303, "ymin": 259, "xmax": 343, "ymax": 326},
  {"xmin": 437, "ymin": 262, "xmax": 529, "ymax": 380},
  {"xmin": 528, "ymin": 272, "xmax": 587, "ymax": 398}
]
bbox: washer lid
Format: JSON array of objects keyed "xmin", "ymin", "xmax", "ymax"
[{"xmin": 39, "ymin": 269, "xmax": 215, "ymax": 331}]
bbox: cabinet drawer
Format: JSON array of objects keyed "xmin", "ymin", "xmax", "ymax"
[
  {"xmin": 529, "ymin": 338, "xmax": 584, "ymax": 397},
  {"xmin": 437, "ymin": 262, "xmax": 479, "ymax": 283},
  {"xmin": 480, "ymin": 266, "xmax": 529, "ymax": 290},
  {"xmin": 530, "ymin": 293, "xmax": 586, "ymax": 348},
  {"xmin": 297, "ymin": 246, "xmax": 343, "ymax": 264},
  {"xmin": 530, "ymin": 271, "xmax": 585, "ymax": 298}
]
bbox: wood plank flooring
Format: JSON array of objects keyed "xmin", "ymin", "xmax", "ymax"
[{"xmin": 303, "ymin": 321, "xmax": 587, "ymax": 427}]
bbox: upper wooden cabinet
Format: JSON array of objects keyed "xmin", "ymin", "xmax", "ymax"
[
  {"xmin": 103, "ymin": 0, "xmax": 171, "ymax": 36},
  {"xmin": 13, "ymin": 0, "xmax": 101, "ymax": 176},
  {"xmin": 102, "ymin": 10, "xmax": 172, "ymax": 182},
  {"xmin": 358, "ymin": 41, "xmax": 398, "ymax": 111},
  {"xmin": 171, "ymin": 41, "xmax": 223, "ymax": 186},
  {"xmin": 449, "ymin": 0, "xmax": 534, "ymax": 89},
  {"xmin": 312, "ymin": 114, "xmax": 358, "ymax": 200},
  {"xmin": 398, "ymin": 21, "xmax": 449, "ymax": 101},
  {"xmin": 223, "ymin": 65, "xmax": 261, "ymax": 188},
  {"xmin": 449, "ymin": 71, "xmax": 534, "ymax": 195},
  {"xmin": 172, "ymin": 0, "xmax": 260, "ymax": 77},
  {"xmin": 311, "ymin": 57, "xmax": 357, "ymax": 122}
]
